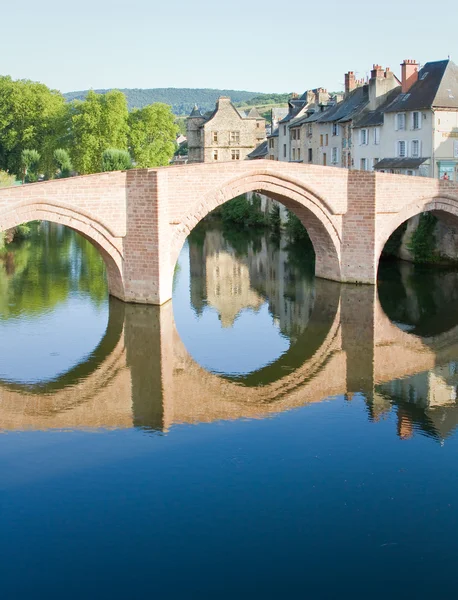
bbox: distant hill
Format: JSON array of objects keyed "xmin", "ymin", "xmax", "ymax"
[{"xmin": 63, "ymin": 88, "xmax": 272, "ymax": 115}]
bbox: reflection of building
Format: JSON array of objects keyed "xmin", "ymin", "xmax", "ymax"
[
  {"xmin": 188, "ymin": 226, "xmax": 315, "ymax": 337},
  {"xmin": 375, "ymin": 363, "xmax": 458, "ymax": 441},
  {"xmin": 204, "ymin": 230, "xmax": 264, "ymax": 328}
]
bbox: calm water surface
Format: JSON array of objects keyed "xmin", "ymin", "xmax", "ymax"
[{"xmin": 1, "ymin": 222, "xmax": 458, "ymax": 598}]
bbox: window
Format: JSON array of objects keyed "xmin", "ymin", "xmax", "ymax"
[
  {"xmin": 406, "ymin": 170, "xmax": 414, "ymax": 176},
  {"xmin": 256, "ymin": 122, "xmax": 260, "ymax": 128},
  {"xmin": 360, "ymin": 129, "xmax": 368, "ymax": 145},
  {"xmin": 213, "ymin": 149, "xmax": 218, "ymax": 161},
  {"xmin": 283, "ymin": 125, "xmax": 287, "ymax": 135},
  {"xmin": 412, "ymin": 111, "xmax": 421, "ymax": 130},
  {"xmin": 374, "ymin": 127, "xmax": 380, "ymax": 145},
  {"xmin": 292, "ymin": 148, "xmax": 296, "ymax": 160},
  {"xmin": 411, "ymin": 140, "xmax": 420, "ymax": 158},
  {"xmin": 231, "ymin": 149, "xmax": 240, "ymax": 160},
  {"xmin": 291, "ymin": 129, "xmax": 296, "ymax": 140},
  {"xmin": 360, "ymin": 158, "xmax": 367, "ymax": 171},
  {"xmin": 331, "ymin": 147, "xmax": 339, "ymax": 164},
  {"xmin": 269, "ymin": 155, "xmax": 274, "ymax": 160},
  {"xmin": 373, "ymin": 158, "xmax": 379, "ymax": 170},
  {"xmin": 332, "ymin": 123, "xmax": 339, "ymax": 136},
  {"xmin": 268, "ymin": 138, "xmax": 274, "ymax": 149},
  {"xmin": 320, "ymin": 134, "xmax": 324, "ymax": 146},
  {"xmin": 325, "ymin": 134, "xmax": 329, "ymax": 146},
  {"xmin": 283, "ymin": 144, "xmax": 286, "ymax": 158},
  {"xmin": 397, "ymin": 140, "xmax": 406, "ymax": 157},
  {"xmin": 307, "ymin": 124, "xmax": 312, "ymax": 137},
  {"xmin": 212, "ymin": 131, "xmax": 218, "ymax": 143},
  {"xmin": 230, "ymin": 131, "xmax": 240, "ymax": 143},
  {"xmin": 297, "ymin": 148, "xmax": 301, "ymax": 161},
  {"xmin": 297, "ymin": 129, "xmax": 301, "ymax": 140},
  {"xmin": 396, "ymin": 113, "xmax": 406, "ymax": 130},
  {"xmin": 308, "ymin": 148, "xmax": 313, "ymax": 162}
]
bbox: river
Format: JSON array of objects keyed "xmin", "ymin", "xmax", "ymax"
[{"xmin": 1, "ymin": 221, "xmax": 458, "ymax": 598}]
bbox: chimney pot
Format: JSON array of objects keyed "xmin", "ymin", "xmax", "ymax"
[{"xmin": 401, "ymin": 59, "xmax": 419, "ymax": 93}]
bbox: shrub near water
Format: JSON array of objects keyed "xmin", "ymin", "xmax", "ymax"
[
  {"xmin": 220, "ymin": 194, "xmax": 267, "ymax": 227},
  {"xmin": 407, "ymin": 212, "xmax": 438, "ymax": 263}
]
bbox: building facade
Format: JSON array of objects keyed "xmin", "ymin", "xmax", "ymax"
[
  {"xmin": 186, "ymin": 97, "xmax": 266, "ymax": 163},
  {"xmin": 250, "ymin": 58, "xmax": 458, "ymax": 181}
]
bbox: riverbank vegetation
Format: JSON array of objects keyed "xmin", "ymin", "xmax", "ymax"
[{"xmin": 0, "ymin": 77, "xmax": 178, "ymax": 180}]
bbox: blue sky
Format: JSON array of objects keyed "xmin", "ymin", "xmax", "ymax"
[{"xmin": 3, "ymin": 0, "xmax": 457, "ymax": 93}]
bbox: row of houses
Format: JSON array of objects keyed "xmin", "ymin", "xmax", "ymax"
[
  {"xmin": 186, "ymin": 59, "xmax": 458, "ymax": 181},
  {"xmin": 262, "ymin": 59, "xmax": 458, "ymax": 180}
]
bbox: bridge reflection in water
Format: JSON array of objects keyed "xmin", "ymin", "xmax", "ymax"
[{"xmin": 2, "ymin": 275, "xmax": 458, "ymax": 442}]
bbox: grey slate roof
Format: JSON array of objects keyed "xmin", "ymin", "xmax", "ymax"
[
  {"xmin": 289, "ymin": 86, "xmax": 369, "ymax": 128},
  {"xmin": 374, "ymin": 157, "xmax": 428, "ymax": 169},
  {"xmin": 384, "ymin": 59, "xmax": 458, "ymax": 112},
  {"xmin": 316, "ymin": 85, "xmax": 369, "ymax": 123},
  {"xmin": 279, "ymin": 99, "xmax": 308, "ymax": 123},
  {"xmin": 189, "ymin": 105, "xmax": 203, "ymax": 117},
  {"xmin": 247, "ymin": 140, "xmax": 269, "ymax": 159},
  {"xmin": 267, "ymin": 127, "xmax": 279, "ymax": 138},
  {"xmin": 353, "ymin": 87, "xmax": 402, "ymax": 128},
  {"xmin": 246, "ymin": 107, "xmax": 262, "ymax": 119},
  {"xmin": 271, "ymin": 107, "xmax": 288, "ymax": 120}
]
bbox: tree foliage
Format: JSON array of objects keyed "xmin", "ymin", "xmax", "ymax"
[
  {"xmin": 69, "ymin": 90, "xmax": 129, "ymax": 174},
  {"xmin": 128, "ymin": 103, "xmax": 178, "ymax": 167},
  {"xmin": 220, "ymin": 194, "xmax": 267, "ymax": 227},
  {"xmin": 0, "ymin": 76, "xmax": 66, "ymax": 178},
  {"xmin": 101, "ymin": 148, "xmax": 132, "ymax": 172},
  {"xmin": 53, "ymin": 148, "xmax": 73, "ymax": 178},
  {"xmin": 21, "ymin": 149, "xmax": 41, "ymax": 182}
]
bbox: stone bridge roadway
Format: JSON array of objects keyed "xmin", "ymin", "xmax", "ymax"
[
  {"xmin": 1, "ymin": 161, "xmax": 458, "ymax": 304},
  {"xmin": 1, "ymin": 284, "xmax": 458, "ymax": 434}
]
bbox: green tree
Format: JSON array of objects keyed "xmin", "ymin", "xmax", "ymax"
[
  {"xmin": 70, "ymin": 90, "xmax": 129, "ymax": 174},
  {"xmin": 128, "ymin": 103, "xmax": 178, "ymax": 167},
  {"xmin": 21, "ymin": 149, "xmax": 41, "ymax": 183},
  {"xmin": 101, "ymin": 148, "xmax": 132, "ymax": 171},
  {"xmin": 53, "ymin": 148, "xmax": 73, "ymax": 178},
  {"xmin": 0, "ymin": 76, "xmax": 66, "ymax": 178}
]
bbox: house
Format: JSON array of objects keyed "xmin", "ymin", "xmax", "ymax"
[
  {"xmin": 379, "ymin": 60, "xmax": 458, "ymax": 179},
  {"xmin": 352, "ymin": 59, "xmax": 458, "ymax": 178},
  {"xmin": 186, "ymin": 97, "xmax": 266, "ymax": 163},
  {"xmin": 277, "ymin": 89, "xmax": 332, "ymax": 162},
  {"xmin": 295, "ymin": 67, "xmax": 400, "ymax": 168}
]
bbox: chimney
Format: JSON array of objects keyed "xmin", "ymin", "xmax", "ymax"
[
  {"xmin": 401, "ymin": 59, "xmax": 419, "ymax": 93},
  {"xmin": 371, "ymin": 64, "xmax": 384, "ymax": 79},
  {"xmin": 344, "ymin": 71, "xmax": 356, "ymax": 95}
]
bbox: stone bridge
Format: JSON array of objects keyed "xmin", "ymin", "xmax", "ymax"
[
  {"xmin": 2, "ymin": 286, "xmax": 458, "ymax": 438},
  {"xmin": 1, "ymin": 161, "xmax": 458, "ymax": 304}
]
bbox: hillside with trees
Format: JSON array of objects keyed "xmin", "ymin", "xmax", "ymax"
[{"xmin": 64, "ymin": 88, "xmax": 291, "ymax": 115}]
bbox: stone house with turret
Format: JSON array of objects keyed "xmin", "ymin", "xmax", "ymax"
[{"xmin": 187, "ymin": 97, "xmax": 266, "ymax": 163}]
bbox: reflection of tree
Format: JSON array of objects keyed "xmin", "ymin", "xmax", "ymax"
[
  {"xmin": 0, "ymin": 222, "xmax": 107, "ymax": 320},
  {"xmin": 378, "ymin": 261, "xmax": 458, "ymax": 337}
]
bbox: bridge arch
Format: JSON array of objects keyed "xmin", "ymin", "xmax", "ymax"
[
  {"xmin": 376, "ymin": 195, "xmax": 458, "ymax": 265},
  {"xmin": 0, "ymin": 200, "xmax": 125, "ymax": 300},
  {"xmin": 170, "ymin": 170, "xmax": 342, "ymax": 282}
]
